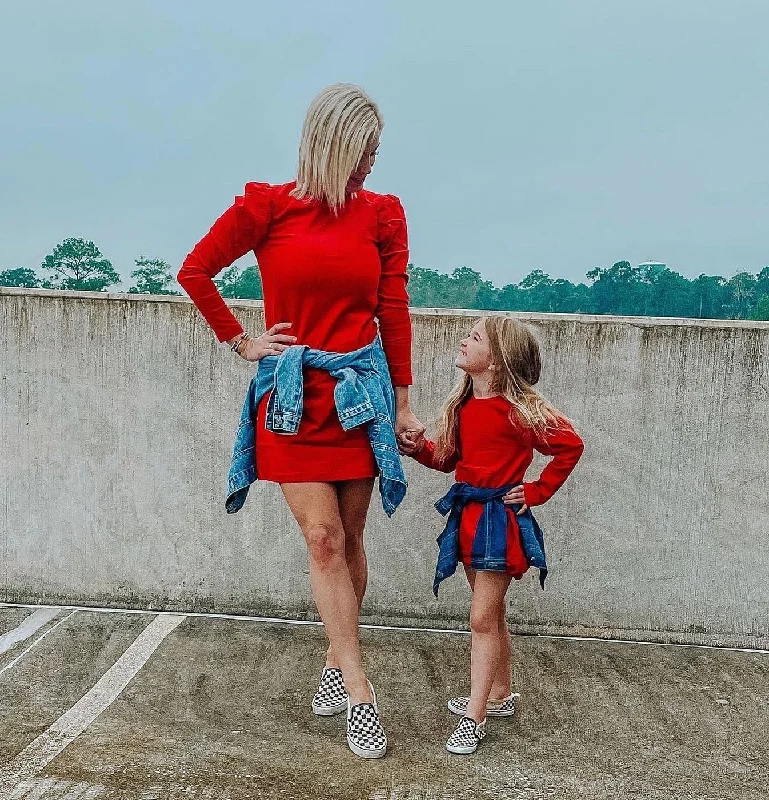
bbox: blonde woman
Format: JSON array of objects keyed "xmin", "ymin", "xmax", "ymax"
[
  {"xmin": 178, "ymin": 84, "xmax": 424, "ymax": 759},
  {"xmin": 399, "ymin": 316, "xmax": 583, "ymax": 754}
]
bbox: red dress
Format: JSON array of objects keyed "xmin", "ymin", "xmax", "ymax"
[
  {"xmin": 178, "ymin": 181, "xmax": 413, "ymax": 483},
  {"xmin": 412, "ymin": 395, "xmax": 584, "ymax": 577}
]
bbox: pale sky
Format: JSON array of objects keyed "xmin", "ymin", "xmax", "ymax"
[{"xmin": 2, "ymin": 1, "xmax": 768, "ymax": 287}]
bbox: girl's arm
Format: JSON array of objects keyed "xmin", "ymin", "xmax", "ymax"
[
  {"xmin": 407, "ymin": 439, "xmax": 460, "ymax": 473},
  {"xmin": 523, "ymin": 420, "xmax": 584, "ymax": 506}
]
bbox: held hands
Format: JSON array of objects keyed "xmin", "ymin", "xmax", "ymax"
[
  {"xmin": 502, "ymin": 485, "xmax": 528, "ymax": 516},
  {"xmin": 230, "ymin": 323, "xmax": 297, "ymax": 362},
  {"xmin": 396, "ymin": 408, "xmax": 426, "ymax": 456}
]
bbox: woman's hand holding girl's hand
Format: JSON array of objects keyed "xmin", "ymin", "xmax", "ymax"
[
  {"xmin": 230, "ymin": 323, "xmax": 297, "ymax": 362},
  {"xmin": 395, "ymin": 407, "xmax": 426, "ymax": 456},
  {"xmin": 503, "ymin": 485, "xmax": 528, "ymax": 515},
  {"xmin": 397, "ymin": 429, "xmax": 425, "ymax": 455}
]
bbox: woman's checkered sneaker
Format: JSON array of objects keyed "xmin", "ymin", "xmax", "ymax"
[
  {"xmin": 446, "ymin": 716, "xmax": 486, "ymax": 755},
  {"xmin": 346, "ymin": 682, "xmax": 387, "ymax": 759},
  {"xmin": 312, "ymin": 668, "xmax": 348, "ymax": 716},
  {"xmin": 447, "ymin": 692, "xmax": 520, "ymax": 717}
]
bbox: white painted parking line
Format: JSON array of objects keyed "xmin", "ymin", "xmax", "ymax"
[
  {"xmin": 0, "ymin": 612, "xmax": 79, "ymax": 679},
  {"xmin": 2, "ymin": 601, "xmax": 769, "ymax": 655},
  {"xmin": 5, "ymin": 779, "xmax": 104, "ymax": 799},
  {"xmin": 0, "ymin": 614, "xmax": 186, "ymax": 794},
  {"xmin": 0, "ymin": 608, "xmax": 61, "ymax": 655}
]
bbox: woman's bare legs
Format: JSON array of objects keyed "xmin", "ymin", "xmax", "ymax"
[
  {"xmin": 465, "ymin": 566, "xmax": 513, "ymax": 700},
  {"xmin": 325, "ymin": 478, "xmax": 374, "ymax": 670},
  {"xmin": 281, "ymin": 480, "xmax": 374, "ymax": 705},
  {"xmin": 464, "ymin": 568, "xmax": 513, "ymax": 722}
]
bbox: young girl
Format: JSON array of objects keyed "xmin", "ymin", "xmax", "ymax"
[{"xmin": 399, "ymin": 315, "xmax": 584, "ymax": 754}]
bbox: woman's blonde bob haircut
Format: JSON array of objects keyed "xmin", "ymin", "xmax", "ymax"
[
  {"xmin": 291, "ymin": 83, "xmax": 383, "ymax": 213},
  {"xmin": 432, "ymin": 316, "xmax": 566, "ymax": 464}
]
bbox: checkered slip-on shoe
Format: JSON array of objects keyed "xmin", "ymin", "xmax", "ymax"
[
  {"xmin": 447, "ymin": 692, "xmax": 520, "ymax": 717},
  {"xmin": 446, "ymin": 716, "xmax": 487, "ymax": 755},
  {"xmin": 346, "ymin": 681, "xmax": 387, "ymax": 759},
  {"xmin": 312, "ymin": 667, "xmax": 348, "ymax": 716}
]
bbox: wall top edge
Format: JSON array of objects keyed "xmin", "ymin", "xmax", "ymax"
[{"xmin": 2, "ymin": 287, "xmax": 768, "ymax": 330}]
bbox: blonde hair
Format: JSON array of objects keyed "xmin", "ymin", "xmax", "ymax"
[
  {"xmin": 433, "ymin": 316, "xmax": 565, "ymax": 463},
  {"xmin": 291, "ymin": 83, "xmax": 383, "ymax": 213}
]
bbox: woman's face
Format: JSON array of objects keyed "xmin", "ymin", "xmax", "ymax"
[
  {"xmin": 346, "ymin": 136, "xmax": 380, "ymax": 193},
  {"xmin": 456, "ymin": 319, "xmax": 494, "ymax": 375}
]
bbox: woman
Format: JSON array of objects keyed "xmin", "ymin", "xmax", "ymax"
[{"xmin": 178, "ymin": 84, "xmax": 424, "ymax": 759}]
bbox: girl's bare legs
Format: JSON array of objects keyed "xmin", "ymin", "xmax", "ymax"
[
  {"xmin": 465, "ymin": 566, "xmax": 513, "ymax": 699},
  {"xmin": 325, "ymin": 478, "xmax": 374, "ymax": 670},
  {"xmin": 281, "ymin": 481, "xmax": 373, "ymax": 705},
  {"xmin": 464, "ymin": 569, "xmax": 513, "ymax": 722}
]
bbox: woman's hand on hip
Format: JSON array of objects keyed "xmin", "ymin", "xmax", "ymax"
[
  {"xmin": 502, "ymin": 485, "xmax": 528, "ymax": 515},
  {"xmin": 230, "ymin": 323, "xmax": 297, "ymax": 362}
]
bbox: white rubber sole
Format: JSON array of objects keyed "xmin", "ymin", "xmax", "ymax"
[
  {"xmin": 347, "ymin": 736, "xmax": 387, "ymax": 759},
  {"xmin": 447, "ymin": 693, "xmax": 520, "ymax": 717},
  {"xmin": 312, "ymin": 699, "xmax": 347, "ymax": 716},
  {"xmin": 445, "ymin": 741, "xmax": 478, "ymax": 755}
]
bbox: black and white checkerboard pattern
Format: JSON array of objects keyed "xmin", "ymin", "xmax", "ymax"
[
  {"xmin": 346, "ymin": 702, "xmax": 387, "ymax": 754},
  {"xmin": 446, "ymin": 717, "xmax": 486, "ymax": 753},
  {"xmin": 312, "ymin": 667, "xmax": 347, "ymax": 712},
  {"xmin": 447, "ymin": 692, "xmax": 519, "ymax": 717}
]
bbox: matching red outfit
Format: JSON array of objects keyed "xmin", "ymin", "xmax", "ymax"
[
  {"xmin": 178, "ymin": 181, "xmax": 413, "ymax": 483},
  {"xmin": 412, "ymin": 395, "xmax": 584, "ymax": 577}
]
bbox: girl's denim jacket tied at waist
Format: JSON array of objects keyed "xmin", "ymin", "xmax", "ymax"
[
  {"xmin": 432, "ymin": 482, "xmax": 548, "ymax": 595},
  {"xmin": 226, "ymin": 335, "xmax": 407, "ymax": 517}
]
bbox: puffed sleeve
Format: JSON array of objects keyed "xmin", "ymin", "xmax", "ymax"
[
  {"xmin": 523, "ymin": 419, "xmax": 584, "ymax": 506},
  {"xmin": 375, "ymin": 194, "xmax": 413, "ymax": 385},
  {"xmin": 177, "ymin": 182, "xmax": 273, "ymax": 342}
]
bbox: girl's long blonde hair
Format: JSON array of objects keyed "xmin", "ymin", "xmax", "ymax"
[
  {"xmin": 433, "ymin": 316, "xmax": 564, "ymax": 463},
  {"xmin": 290, "ymin": 83, "xmax": 383, "ymax": 213}
]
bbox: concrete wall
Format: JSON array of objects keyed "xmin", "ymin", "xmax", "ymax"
[{"xmin": 2, "ymin": 288, "xmax": 768, "ymax": 647}]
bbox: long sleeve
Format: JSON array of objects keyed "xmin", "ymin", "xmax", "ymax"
[
  {"xmin": 523, "ymin": 420, "xmax": 584, "ymax": 506},
  {"xmin": 178, "ymin": 182, "xmax": 273, "ymax": 342},
  {"xmin": 409, "ymin": 439, "xmax": 460, "ymax": 473},
  {"xmin": 375, "ymin": 194, "xmax": 412, "ymax": 385}
]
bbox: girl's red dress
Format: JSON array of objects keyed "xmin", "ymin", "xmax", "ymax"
[
  {"xmin": 412, "ymin": 395, "xmax": 584, "ymax": 578},
  {"xmin": 178, "ymin": 181, "xmax": 413, "ymax": 483}
]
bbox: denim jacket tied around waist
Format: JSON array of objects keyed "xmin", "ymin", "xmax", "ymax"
[
  {"xmin": 226, "ymin": 335, "xmax": 407, "ymax": 517},
  {"xmin": 432, "ymin": 482, "xmax": 548, "ymax": 596}
]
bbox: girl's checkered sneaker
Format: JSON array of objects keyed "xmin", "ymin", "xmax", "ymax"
[
  {"xmin": 446, "ymin": 716, "xmax": 486, "ymax": 754},
  {"xmin": 312, "ymin": 667, "xmax": 348, "ymax": 716},
  {"xmin": 447, "ymin": 692, "xmax": 520, "ymax": 717},
  {"xmin": 346, "ymin": 681, "xmax": 387, "ymax": 759}
]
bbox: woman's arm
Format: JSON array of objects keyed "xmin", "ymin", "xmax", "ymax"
[{"xmin": 177, "ymin": 183, "xmax": 272, "ymax": 343}]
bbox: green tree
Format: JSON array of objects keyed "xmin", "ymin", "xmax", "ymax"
[
  {"xmin": 215, "ymin": 263, "xmax": 263, "ymax": 299},
  {"xmin": 128, "ymin": 256, "xmax": 178, "ymax": 295},
  {"xmin": 749, "ymin": 295, "xmax": 769, "ymax": 321},
  {"xmin": 0, "ymin": 267, "xmax": 42, "ymax": 288},
  {"xmin": 724, "ymin": 271, "xmax": 756, "ymax": 319},
  {"xmin": 42, "ymin": 238, "xmax": 119, "ymax": 291},
  {"xmin": 690, "ymin": 274, "xmax": 727, "ymax": 319},
  {"xmin": 587, "ymin": 261, "xmax": 647, "ymax": 316}
]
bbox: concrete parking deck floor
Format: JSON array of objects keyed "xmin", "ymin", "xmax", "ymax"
[{"xmin": 0, "ymin": 604, "xmax": 767, "ymax": 800}]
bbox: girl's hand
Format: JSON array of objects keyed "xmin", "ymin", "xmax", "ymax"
[
  {"xmin": 503, "ymin": 485, "xmax": 528, "ymax": 515},
  {"xmin": 231, "ymin": 323, "xmax": 297, "ymax": 362}
]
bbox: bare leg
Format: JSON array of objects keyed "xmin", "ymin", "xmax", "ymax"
[
  {"xmin": 281, "ymin": 481, "xmax": 372, "ymax": 705},
  {"xmin": 465, "ymin": 570, "xmax": 513, "ymax": 722},
  {"xmin": 325, "ymin": 477, "xmax": 374, "ymax": 669},
  {"xmin": 464, "ymin": 566, "xmax": 513, "ymax": 700}
]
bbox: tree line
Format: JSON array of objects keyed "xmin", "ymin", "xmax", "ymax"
[{"xmin": 2, "ymin": 236, "xmax": 768, "ymax": 321}]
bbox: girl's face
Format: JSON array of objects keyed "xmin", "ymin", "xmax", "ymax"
[
  {"xmin": 346, "ymin": 136, "xmax": 380, "ymax": 193},
  {"xmin": 456, "ymin": 319, "xmax": 494, "ymax": 375}
]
